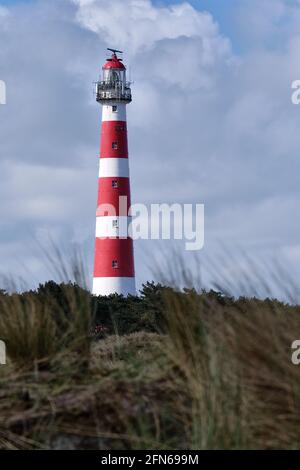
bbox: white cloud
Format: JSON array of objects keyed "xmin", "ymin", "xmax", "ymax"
[
  {"xmin": 0, "ymin": 0, "xmax": 300, "ymax": 298},
  {"xmin": 0, "ymin": 161, "xmax": 95, "ymax": 222},
  {"xmin": 0, "ymin": 6, "xmax": 9, "ymax": 18},
  {"xmin": 72, "ymin": 0, "xmax": 229, "ymax": 57}
]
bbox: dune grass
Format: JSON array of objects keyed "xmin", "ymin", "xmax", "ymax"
[{"xmin": 0, "ymin": 274, "xmax": 300, "ymax": 449}]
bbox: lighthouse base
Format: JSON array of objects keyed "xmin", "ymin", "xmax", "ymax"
[{"xmin": 92, "ymin": 277, "xmax": 136, "ymax": 297}]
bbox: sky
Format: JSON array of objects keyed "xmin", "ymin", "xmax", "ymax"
[{"xmin": 1, "ymin": 0, "xmax": 300, "ymax": 299}]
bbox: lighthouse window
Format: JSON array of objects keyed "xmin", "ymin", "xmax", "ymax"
[
  {"xmin": 112, "ymin": 142, "xmax": 118, "ymax": 149},
  {"xmin": 112, "ymin": 105, "xmax": 117, "ymax": 112},
  {"xmin": 112, "ymin": 180, "xmax": 118, "ymax": 188},
  {"xmin": 112, "ymin": 260, "xmax": 118, "ymax": 269},
  {"xmin": 112, "ymin": 219, "xmax": 118, "ymax": 228}
]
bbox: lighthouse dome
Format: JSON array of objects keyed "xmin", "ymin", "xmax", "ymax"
[{"xmin": 103, "ymin": 53, "xmax": 125, "ymax": 70}]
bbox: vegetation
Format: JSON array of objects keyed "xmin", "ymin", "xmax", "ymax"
[{"xmin": 0, "ymin": 280, "xmax": 300, "ymax": 449}]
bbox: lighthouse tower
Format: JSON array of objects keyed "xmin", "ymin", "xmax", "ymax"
[{"xmin": 92, "ymin": 49, "xmax": 136, "ymax": 297}]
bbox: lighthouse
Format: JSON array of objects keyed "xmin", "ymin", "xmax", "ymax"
[{"xmin": 92, "ymin": 49, "xmax": 136, "ymax": 297}]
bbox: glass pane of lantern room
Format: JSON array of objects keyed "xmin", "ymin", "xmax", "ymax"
[
  {"xmin": 111, "ymin": 70, "xmax": 120, "ymax": 82},
  {"xmin": 119, "ymin": 70, "xmax": 125, "ymax": 82},
  {"xmin": 103, "ymin": 69, "xmax": 126, "ymax": 84},
  {"xmin": 103, "ymin": 69, "xmax": 111, "ymax": 82}
]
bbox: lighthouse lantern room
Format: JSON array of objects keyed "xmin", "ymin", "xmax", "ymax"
[{"xmin": 96, "ymin": 48, "xmax": 132, "ymax": 103}]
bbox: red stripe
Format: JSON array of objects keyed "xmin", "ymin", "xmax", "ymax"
[
  {"xmin": 96, "ymin": 177, "xmax": 131, "ymax": 216},
  {"xmin": 93, "ymin": 238, "xmax": 135, "ymax": 277},
  {"xmin": 100, "ymin": 121, "xmax": 128, "ymax": 158}
]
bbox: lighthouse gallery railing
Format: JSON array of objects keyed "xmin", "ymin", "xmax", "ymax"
[{"xmin": 96, "ymin": 80, "xmax": 132, "ymax": 103}]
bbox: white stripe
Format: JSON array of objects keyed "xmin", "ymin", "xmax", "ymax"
[
  {"xmin": 93, "ymin": 277, "xmax": 136, "ymax": 296},
  {"xmin": 102, "ymin": 103, "xmax": 126, "ymax": 122},
  {"xmin": 96, "ymin": 216, "xmax": 130, "ymax": 238},
  {"xmin": 99, "ymin": 158, "xmax": 130, "ymax": 178}
]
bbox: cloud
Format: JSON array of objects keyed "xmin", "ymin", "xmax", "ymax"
[
  {"xmin": 234, "ymin": 0, "xmax": 300, "ymax": 50},
  {"xmin": 0, "ymin": 0, "xmax": 300, "ymax": 298},
  {"xmin": 72, "ymin": 0, "xmax": 230, "ymax": 56}
]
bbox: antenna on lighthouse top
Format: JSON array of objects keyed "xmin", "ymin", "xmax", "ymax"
[{"xmin": 107, "ymin": 48, "xmax": 123, "ymax": 55}]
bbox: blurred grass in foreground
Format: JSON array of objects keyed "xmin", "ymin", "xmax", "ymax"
[{"xmin": 0, "ymin": 251, "xmax": 300, "ymax": 449}]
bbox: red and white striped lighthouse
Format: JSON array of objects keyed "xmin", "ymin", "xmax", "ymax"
[{"xmin": 93, "ymin": 49, "xmax": 136, "ymax": 296}]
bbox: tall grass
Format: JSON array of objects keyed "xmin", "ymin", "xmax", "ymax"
[
  {"xmin": 160, "ymin": 289, "xmax": 300, "ymax": 448},
  {"xmin": 0, "ymin": 293, "xmax": 58, "ymax": 367},
  {"xmin": 0, "ymin": 245, "xmax": 92, "ymax": 369},
  {"xmin": 1, "ymin": 250, "xmax": 300, "ymax": 449}
]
